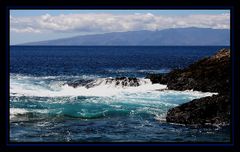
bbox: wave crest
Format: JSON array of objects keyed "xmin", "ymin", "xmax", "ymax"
[{"xmin": 10, "ymin": 75, "xmax": 167, "ymax": 97}]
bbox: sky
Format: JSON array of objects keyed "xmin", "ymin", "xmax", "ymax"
[{"xmin": 10, "ymin": 10, "xmax": 230, "ymax": 45}]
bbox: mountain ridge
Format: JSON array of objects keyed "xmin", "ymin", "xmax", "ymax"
[{"xmin": 18, "ymin": 27, "xmax": 230, "ymax": 46}]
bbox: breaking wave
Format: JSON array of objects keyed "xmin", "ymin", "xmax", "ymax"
[
  {"xmin": 10, "ymin": 74, "xmax": 217, "ymax": 120},
  {"xmin": 10, "ymin": 74, "xmax": 167, "ymax": 97}
]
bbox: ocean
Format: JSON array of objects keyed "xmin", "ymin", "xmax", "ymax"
[{"xmin": 10, "ymin": 46, "xmax": 230, "ymax": 142}]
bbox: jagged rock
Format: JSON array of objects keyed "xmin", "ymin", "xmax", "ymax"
[
  {"xmin": 167, "ymin": 49, "xmax": 230, "ymax": 93},
  {"xmin": 105, "ymin": 77, "xmax": 140, "ymax": 87},
  {"xmin": 65, "ymin": 79, "xmax": 93, "ymax": 88},
  {"xmin": 166, "ymin": 94, "xmax": 230, "ymax": 126},
  {"xmin": 66, "ymin": 77, "xmax": 141, "ymax": 88},
  {"xmin": 145, "ymin": 73, "xmax": 168, "ymax": 84},
  {"xmin": 148, "ymin": 48, "xmax": 230, "ymax": 94},
  {"xmin": 157, "ymin": 48, "xmax": 231, "ymax": 126}
]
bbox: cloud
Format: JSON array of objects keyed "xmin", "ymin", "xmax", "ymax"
[
  {"xmin": 11, "ymin": 27, "xmax": 41, "ymax": 33},
  {"xmin": 10, "ymin": 12, "xmax": 230, "ymax": 34}
]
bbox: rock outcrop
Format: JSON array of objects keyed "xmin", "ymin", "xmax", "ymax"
[
  {"xmin": 146, "ymin": 73, "xmax": 168, "ymax": 84},
  {"xmin": 166, "ymin": 94, "xmax": 230, "ymax": 126},
  {"xmin": 104, "ymin": 77, "xmax": 140, "ymax": 87},
  {"xmin": 66, "ymin": 77, "xmax": 140, "ymax": 88},
  {"xmin": 147, "ymin": 48, "xmax": 230, "ymax": 94},
  {"xmin": 66, "ymin": 79, "xmax": 94, "ymax": 88},
  {"xmin": 148, "ymin": 48, "xmax": 231, "ymax": 126}
]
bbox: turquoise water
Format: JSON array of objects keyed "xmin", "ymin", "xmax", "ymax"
[{"xmin": 10, "ymin": 46, "xmax": 230, "ymax": 142}]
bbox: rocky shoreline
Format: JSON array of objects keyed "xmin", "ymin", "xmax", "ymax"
[
  {"xmin": 65, "ymin": 48, "xmax": 230, "ymax": 126},
  {"xmin": 147, "ymin": 48, "xmax": 231, "ymax": 126}
]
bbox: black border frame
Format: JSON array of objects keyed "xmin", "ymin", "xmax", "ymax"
[{"xmin": 1, "ymin": 0, "xmax": 239, "ymax": 151}]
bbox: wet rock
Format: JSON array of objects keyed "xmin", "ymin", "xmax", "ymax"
[
  {"xmin": 145, "ymin": 73, "xmax": 168, "ymax": 84},
  {"xmin": 148, "ymin": 48, "xmax": 230, "ymax": 94},
  {"xmin": 158, "ymin": 48, "xmax": 231, "ymax": 126},
  {"xmin": 166, "ymin": 94, "xmax": 230, "ymax": 126},
  {"xmin": 67, "ymin": 77, "xmax": 141, "ymax": 89},
  {"xmin": 65, "ymin": 79, "xmax": 93, "ymax": 88},
  {"xmin": 105, "ymin": 77, "xmax": 140, "ymax": 87}
]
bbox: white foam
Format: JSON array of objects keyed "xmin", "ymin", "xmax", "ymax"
[
  {"xmin": 10, "ymin": 76, "xmax": 167, "ymax": 97},
  {"xmin": 161, "ymin": 90, "xmax": 218, "ymax": 98},
  {"xmin": 10, "ymin": 107, "xmax": 50, "ymax": 117},
  {"xmin": 105, "ymin": 68, "xmax": 171, "ymax": 74},
  {"xmin": 10, "ymin": 108, "xmax": 28, "ymax": 119},
  {"xmin": 10, "ymin": 75, "xmax": 217, "ymax": 99},
  {"xmin": 10, "ymin": 108, "xmax": 28, "ymax": 115},
  {"xmin": 10, "ymin": 73, "xmax": 100, "ymax": 82},
  {"xmin": 154, "ymin": 114, "xmax": 167, "ymax": 122},
  {"xmin": 137, "ymin": 69, "xmax": 171, "ymax": 73}
]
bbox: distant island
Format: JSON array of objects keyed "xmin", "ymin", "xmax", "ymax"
[{"xmin": 18, "ymin": 27, "xmax": 230, "ymax": 46}]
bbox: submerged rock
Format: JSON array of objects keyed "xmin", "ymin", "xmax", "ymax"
[
  {"xmin": 150, "ymin": 48, "xmax": 231, "ymax": 126},
  {"xmin": 66, "ymin": 77, "xmax": 141, "ymax": 88},
  {"xmin": 104, "ymin": 77, "xmax": 140, "ymax": 87},
  {"xmin": 65, "ymin": 79, "xmax": 94, "ymax": 88}
]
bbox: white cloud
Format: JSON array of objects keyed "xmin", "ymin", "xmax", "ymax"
[
  {"xmin": 11, "ymin": 27, "xmax": 41, "ymax": 33},
  {"xmin": 10, "ymin": 13, "xmax": 230, "ymax": 34}
]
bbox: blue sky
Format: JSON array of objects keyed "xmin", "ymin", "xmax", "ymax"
[{"xmin": 10, "ymin": 10, "xmax": 230, "ymax": 45}]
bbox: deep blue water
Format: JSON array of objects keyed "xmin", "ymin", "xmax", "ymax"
[
  {"xmin": 10, "ymin": 46, "xmax": 228, "ymax": 77},
  {"xmin": 10, "ymin": 46, "xmax": 230, "ymax": 142}
]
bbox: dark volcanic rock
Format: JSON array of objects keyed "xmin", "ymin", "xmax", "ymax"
[
  {"xmin": 66, "ymin": 79, "xmax": 93, "ymax": 88},
  {"xmin": 166, "ymin": 49, "xmax": 230, "ymax": 93},
  {"xmin": 85, "ymin": 77, "xmax": 140, "ymax": 88},
  {"xmin": 105, "ymin": 77, "xmax": 140, "ymax": 87},
  {"xmin": 160, "ymin": 48, "xmax": 231, "ymax": 126},
  {"xmin": 166, "ymin": 94, "xmax": 230, "ymax": 126},
  {"xmin": 148, "ymin": 48, "xmax": 230, "ymax": 94},
  {"xmin": 145, "ymin": 73, "xmax": 168, "ymax": 84},
  {"xmin": 67, "ymin": 77, "xmax": 141, "ymax": 88}
]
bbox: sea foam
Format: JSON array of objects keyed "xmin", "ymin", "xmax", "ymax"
[{"xmin": 10, "ymin": 75, "xmax": 168, "ymax": 97}]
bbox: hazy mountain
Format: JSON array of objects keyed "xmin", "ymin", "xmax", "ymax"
[{"xmin": 20, "ymin": 27, "xmax": 230, "ymax": 46}]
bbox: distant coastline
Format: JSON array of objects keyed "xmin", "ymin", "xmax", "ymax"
[{"xmin": 15, "ymin": 27, "xmax": 230, "ymax": 46}]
